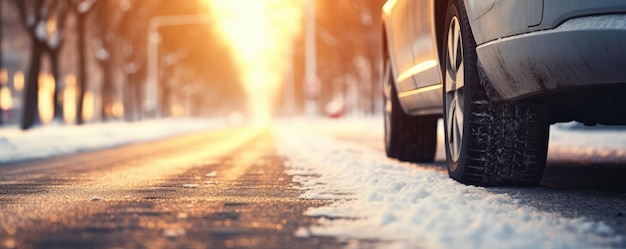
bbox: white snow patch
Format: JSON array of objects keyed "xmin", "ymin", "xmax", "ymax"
[
  {"xmin": 0, "ymin": 118, "xmax": 227, "ymax": 164},
  {"xmin": 549, "ymin": 122, "xmax": 626, "ymax": 162},
  {"xmin": 35, "ymin": 20, "xmax": 47, "ymax": 42},
  {"xmin": 205, "ymin": 171, "xmax": 218, "ymax": 177},
  {"xmin": 275, "ymin": 121, "xmax": 623, "ymax": 249},
  {"xmin": 294, "ymin": 227, "xmax": 310, "ymax": 238},
  {"xmin": 163, "ymin": 228, "xmax": 186, "ymax": 238},
  {"xmin": 95, "ymin": 47, "xmax": 110, "ymax": 60},
  {"xmin": 177, "ymin": 213, "xmax": 189, "ymax": 219},
  {"xmin": 77, "ymin": 0, "xmax": 96, "ymax": 14},
  {"xmin": 182, "ymin": 184, "xmax": 199, "ymax": 189}
]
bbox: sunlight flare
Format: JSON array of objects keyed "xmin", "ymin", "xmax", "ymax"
[{"xmin": 205, "ymin": 0, "xmax": 303, "ymax": 124}]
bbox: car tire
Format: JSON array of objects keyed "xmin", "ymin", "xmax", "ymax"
[
  {"xmin": 443, "ymin": 0, "xmax": 550, "ymax": 186},
  {"xmin": 384, "ymin": 59, "xmax": 437, "ymax": 162}
]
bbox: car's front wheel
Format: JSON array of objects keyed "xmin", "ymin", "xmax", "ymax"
[{"xmin": 443, "ymin": 0, "xmax": 550, "ymax": 186}]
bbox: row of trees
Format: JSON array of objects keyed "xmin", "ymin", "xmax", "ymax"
[
  {"xmin": 283, "ymin": 0, "xmax": 386, "ymax": 117},
  {"xmin": 6, "ymin": 0, "xmax": 243, "ymax": 130},
  {"xmin": 4, "ymin": 0, "xmax": 387, "ymax": 128}
]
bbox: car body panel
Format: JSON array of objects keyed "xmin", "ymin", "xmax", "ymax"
[
  {"xmin": 471, "ymin": 0, "xmax": 626, "ymax": 45},
  {"xmin": 406, "ymin": 0, "xmax": 440, "ymax": 89},
  {"xmin": 382, "ymin": 0, "xmax": 443, "ymax": 115},
  {"xmin": 383, "ymin": 0, "xmax": 626, "ymax": 116},
  {"xmin": 477, "ymin": 14, "xmax": 626, "ymax": 101},
  {"xmin": 384, "ymin": 0, "xmax": 418, "ymax": 94}
]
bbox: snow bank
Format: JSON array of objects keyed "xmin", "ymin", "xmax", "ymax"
[
  {"xmin": 0, "ymin": 118, "xmax": 226, "ymax": 164},
  {"xmin": 549, "ymin": 122, "xmax": 626, "ymax": 162},
  {"xmin": 275, "ymin": 121, "xmax": 623, "ymax": 249}
]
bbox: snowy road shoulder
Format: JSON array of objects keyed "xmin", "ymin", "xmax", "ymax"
[
  {"xmin": 275, "ymin": 124, "xmax": 623, "ymax": 249},
  {"xmin": 0, "ymin": 118, "xmax": 228, "ymax": 164}
]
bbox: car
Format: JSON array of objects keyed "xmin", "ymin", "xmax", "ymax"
[{"xmin": 381, "ymin": 0, "xmax": 626, "ymax": 186}]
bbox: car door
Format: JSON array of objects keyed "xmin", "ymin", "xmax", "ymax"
[
  {"xmin": 407, "ymin": 0, "xmax": 441, "ymax": 89},
  {"xmin": 387, "ymin": 0, "xmax": 418, "ymax": 93}
]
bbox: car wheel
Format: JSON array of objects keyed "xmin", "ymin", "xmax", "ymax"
[
  {"xmin": 384, "ymin": 59, "xmax": 437, "ymax": 162},
  {"xmin": 443, "ymin": 0, "xmax": 550, "ymax": 186}
]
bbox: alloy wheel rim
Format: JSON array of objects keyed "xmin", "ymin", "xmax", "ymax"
[{"xmin": 445, "ymin": 16, "xmax": 465, "ymax": 162}]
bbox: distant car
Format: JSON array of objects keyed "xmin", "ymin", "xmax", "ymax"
[{"xmin": 381, "ymin": 0, "xmax": 626, "ymax": 186}]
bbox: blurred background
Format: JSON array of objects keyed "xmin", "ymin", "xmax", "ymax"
[{"xmin": 0, "ymin": 0, "xmax": 387, "ymax": 130}]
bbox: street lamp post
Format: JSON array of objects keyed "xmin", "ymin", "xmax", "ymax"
[
  {"xmin": 303, "ymin": 0, "xmax": 319, "ymax": 118},
  {"xmin": 145, "ymin": 14, "xmax": 211, "ymax": 117}
]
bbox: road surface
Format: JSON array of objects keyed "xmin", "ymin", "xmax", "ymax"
[
  {"xmin": 1, "ymin": 121, "xmax": 626, "ymax": 248},
  {"xmin": 0, "ymin": 126, "xmax": 345, "ymax": 249}
]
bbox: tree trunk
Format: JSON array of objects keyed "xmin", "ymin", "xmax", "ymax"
[
  {"xmin": 0, "ymin": 2, "xmax": 3, "ymax": 126},
  {"xmin": 100, "ymin": 61, "xmax": 113, "ymax": 120},
  {"xmin": 123, "ymin": 73, "xmax": 141, "ymax": 121},
  {"xmin": 123, "ymin": 81, "xmax": 133, "ymax": 121},
  {"xmin": 134, "ymin": 76, "xmax": 142, "ymax": 121},
  {"xmin": 159, "ymin": 71, "xmax": 170, "ymax": 117},
  {"xmin": 50, "ymin": 50, "xmax": 64, "ymax": 122},
  {"xmin": 76, "ymin": 14, "xmax": 87, "ymax": 125},
  {"xmin": 21, "ymin": 40, "xmax": 43, "ymax": 130}
]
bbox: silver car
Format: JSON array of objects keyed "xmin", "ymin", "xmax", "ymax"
[{"xmin": 381, "ymin": 0, "xmax": 626, "ymax": 186}]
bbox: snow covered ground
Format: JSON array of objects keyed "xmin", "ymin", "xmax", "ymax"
[
  {"xmin": 0, "ymin": 118, "xmax": 229, "ymax": 164},
  {"xmin": 1, "ymin": 116, "xmax": 625, "ymax": 248},
  {"xmin": 275, "ymin": 117, "xmax": 626, "ymax": 249}
]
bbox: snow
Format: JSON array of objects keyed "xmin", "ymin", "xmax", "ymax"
[
  {"xmin": 35, "ymin": 20, "xmax": 47, "ymax": 42},
  {"xmin": 549, "ymin": 122, "xmax": 626, "ymax": 162},
  {"xmin": 275, "ymin": 117, "xmax": 626, "ymax": 249},
  {"xmin": 0, "ymin": 118, "xmax": 227, "ymax": 164},
  {"xmin": 95, "ymin": 47, "xmax": 110, "ymax": 61},
  {"xmin": 163, "ymin": 228, "xmax": 186, "ymax": 238},
  {"xmin": 48, "ymin": 31, "xmax": 62, "ymax": 50},
  {"xmin": 77, "ymin": 0, "xmax": 97, "ymax": 14},
  {"xmin": 1, "ymin": 115, "xmax": 624, "ymax": 248},
  {"xmin": 294, "ymin": 227, "xmax": 311, "ymax": 238}
]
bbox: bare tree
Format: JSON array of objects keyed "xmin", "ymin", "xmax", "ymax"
[
  {"xmin": 41, "ymin": 1, "xmax": 71, "ymax": 122},
  {"xmin": 315, "ymin": 0, "xmax": 385, "ymax": 115},
  {"xmin": 71, "ymin": 0, "xmax": 96, "ymax": 125},
  {"xmin": 12, "ymin": 0, "xmax": 76, "ymax": 129},
  {"xmin": 13, "ymin": 0, "xmax": 46, "ymax": 130},
  {"xmin": 91, "ymin": 0, "xmax": 125, "ymax": 121},
  {"xmin": 92, "ymin": 0, "xmax": 245, "ymax": 121},
  {"xmin": 116, "ymin": 0, "xmax": 154, "ymax": 121},
  {"xmin": 0, "ymin": 0, "xmax": 4, "ymax": 126}
]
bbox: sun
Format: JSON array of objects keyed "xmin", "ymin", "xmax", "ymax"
[{"xmin": 204, "ymin": 0, "xmax": 304, "ymax": 124}]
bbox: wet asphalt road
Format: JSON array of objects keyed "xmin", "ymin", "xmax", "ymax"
[
  {"xmin": 0, "ymin": 127, "xmax": 345, "ymax": 249},
  {"xmin": 2, "ymin": 124, "xmax": 626, "ymax": 249}
]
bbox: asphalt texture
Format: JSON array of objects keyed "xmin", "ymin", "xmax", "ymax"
[
  {"xmin": 0, "ymin": 127, "xmax": 349, "ymax": 249},
  {"xmin": 3, "ymin": 123, "xmax": 626, "ymax": 249}
]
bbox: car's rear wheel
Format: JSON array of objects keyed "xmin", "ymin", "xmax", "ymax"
[
  {"xmin": 443, "ymin": 0, "xmax": 550, "ymax": 186},
  {"xmin": 384, "ymin": 60, "xmax": 437, "ymax": 162}
]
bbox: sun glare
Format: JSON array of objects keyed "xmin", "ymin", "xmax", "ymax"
[{"xmin": 205, "ymin": 0, "xmax": 303, "ymax": 124}]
